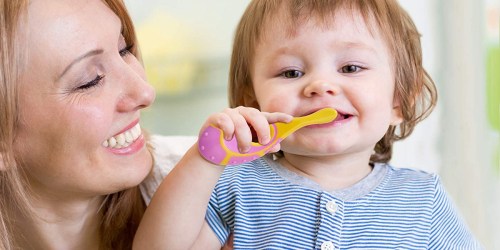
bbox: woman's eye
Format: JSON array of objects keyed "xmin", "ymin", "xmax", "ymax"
[
  {"xmin": 281, "ymin": 70, "xmax": 304, "ymax": 78},
  {"xmin": 77, "ymin": 74, "xmax": 105, "ymax": 90},
  {"xmin": 119, "ymin": 43, "xmax": 134, "ymax": 57},
  {"xmin": 340, "ymin": 65, "xmax": 363, "ymax": 73}
]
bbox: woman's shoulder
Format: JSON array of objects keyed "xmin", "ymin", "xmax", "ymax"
[
  {"xmin": 149, "ymin": 135, "xmax": 196, "ymax": 174},
  {"xmin": 150, "ymin": 135, "xmax": 196, "ymax": 157},
  {"xmin": 141, "ymin": 135, "xmax": 197, "ymax": 205}
]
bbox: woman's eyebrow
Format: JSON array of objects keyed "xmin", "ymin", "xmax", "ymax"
[{"xmin": 58, "ymin": 49, "xmax": 103, "ymax": 80}]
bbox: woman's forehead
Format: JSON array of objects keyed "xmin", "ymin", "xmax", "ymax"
[
  {"xmin": 27, "ymin": 0, "xmax": 116, "ymax": 31},
  {"xmin": 24, "ymin": 0, "xmax": 121, "ymax": 78}
]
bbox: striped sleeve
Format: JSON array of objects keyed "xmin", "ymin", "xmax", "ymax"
[
  {"xmin": 429, "ymin": 176, "xmax": 483, "ymax": 249},
  {"xmin": 205, "ymin": 188, "xmax": 231, "ymax": 246}
]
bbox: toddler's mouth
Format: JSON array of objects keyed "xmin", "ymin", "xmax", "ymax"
[{"xmin": 334, "ymin": 112, "xmax": 352, "ymax": 121}]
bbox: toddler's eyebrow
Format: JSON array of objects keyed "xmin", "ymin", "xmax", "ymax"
[{"xmin": 334, "ymin": 41, "xmax": 377, "ymax": 53}]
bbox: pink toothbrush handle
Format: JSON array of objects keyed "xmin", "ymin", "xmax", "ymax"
[
  {"xmin": 198, "ymin": 124, "xmax": 280, "ymax": 166},
  {"xmin": 198, "ymin": 108, "xmax": 337, "ymax": 166}
]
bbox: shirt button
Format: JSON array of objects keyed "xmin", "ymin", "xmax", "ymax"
[
  {"xmin": 326, "ymin": 200, "xmax": 337, "ymax": 214},
  {"xmin": 321, "ymin": 241, "xmax": 335, "ymax": 250}
]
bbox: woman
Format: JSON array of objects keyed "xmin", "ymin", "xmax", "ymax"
[{"xmin": 0, "ymin": 0, "xmax": 192, "ymax": 248}]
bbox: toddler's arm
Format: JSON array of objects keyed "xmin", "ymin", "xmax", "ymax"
[{"xmin": 133, "ymin": 107, "xmax": 292, "ymax": 250}]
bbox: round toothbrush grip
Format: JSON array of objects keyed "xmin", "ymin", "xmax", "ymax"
[{"xmin": 198, "ymin": 124, "xmax": 278, "ymax": 166}]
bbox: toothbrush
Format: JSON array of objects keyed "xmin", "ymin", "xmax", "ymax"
[{"xmin": 198, "ymin": 107, "xmax": 337, "ymax": 166}]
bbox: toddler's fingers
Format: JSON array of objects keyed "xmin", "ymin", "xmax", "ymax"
[
  {"xmin": 267, "ymin": 143, "xmax": 282, "ymax": 154},
  {"xmin": 237, "ymin": 109, "xmax": 293, "ymax": 146},
  {"xmin": 262, "ymin": 112, "xmax": 293, "ymax": 125},
  {"xmin": 201, "ymin": 112, "xmax": 235, "ymax": 141},
  {"xmin": 237, "ymin": 107, "xmax": 273, "ymax": 145},
  {"xmin": 201, "ymin": 108, "xmax": 293, "ymax": 154},
  {"xmin": 225, "ymin": 107, "xmax": 253, "ymax": 153},
  {"xmin": 253, "ymin": 112, "xmax": 293, "ymax": 145}
]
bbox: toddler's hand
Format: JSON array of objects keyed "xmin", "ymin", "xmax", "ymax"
[{"xmin": 200, "ymin": 106, "xmax": 292, "ymax": 154}]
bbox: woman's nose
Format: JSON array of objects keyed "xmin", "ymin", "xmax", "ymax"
[
  {"xmin": 303, "ymin": 80, "xmax": 338, "ymax": 97},
  {"xmin": 116, "ymin": 71, "xmax": 156, "ymax": 112}
]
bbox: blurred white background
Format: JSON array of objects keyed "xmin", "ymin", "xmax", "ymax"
[{"xmin": 124, "ymin": 0, "xmax": 499, "ymax": 248}]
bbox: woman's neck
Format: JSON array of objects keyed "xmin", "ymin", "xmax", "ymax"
[{"xmin": 12, "ymin": 193, "xmax": 104, "ymax": 250}]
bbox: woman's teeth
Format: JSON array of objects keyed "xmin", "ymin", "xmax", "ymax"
[{"xmin": 102, "ymin": 123, "xmax": 142, "ymax": 149}]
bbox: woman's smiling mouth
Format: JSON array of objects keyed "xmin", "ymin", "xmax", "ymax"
[{"xmin": 102, "ymin": 123, "xmax": 142, "ymax": 149}]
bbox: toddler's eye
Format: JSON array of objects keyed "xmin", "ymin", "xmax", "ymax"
[
  {"xmin": 281, "ymin": 70, "xmax": 304, "ymax": 78},
  {"xmin": 340, "ymin": 65, "xmax": 362, "ymax": 73}
]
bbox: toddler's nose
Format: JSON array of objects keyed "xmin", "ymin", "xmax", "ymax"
[{"xmin": 303, "ymin": 81, "xmax": 337, "ymax": 97}]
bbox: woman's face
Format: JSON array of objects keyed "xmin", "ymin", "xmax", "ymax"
[{"xmin": 14, "ymin": 0, "xmax": 156, "ymax": 198}]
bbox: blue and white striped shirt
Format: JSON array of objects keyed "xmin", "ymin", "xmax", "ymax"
[{"xmin": 205, "ymin": 156, "xmax": 481, "ymax": 249}]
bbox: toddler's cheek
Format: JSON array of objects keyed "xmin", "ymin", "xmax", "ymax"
[{"xmin": 259, "ymin": 96, "xmax": 291, "ymax": 113}]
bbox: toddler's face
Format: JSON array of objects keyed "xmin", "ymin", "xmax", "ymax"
[{"xmin": 251, "ymin": 9, "xmax": 403, "ymax": 158}]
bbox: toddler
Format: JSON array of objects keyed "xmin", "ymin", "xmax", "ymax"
[{"xmin": 134, "ymin": 0, "xmax": 482, "ymax": 249}]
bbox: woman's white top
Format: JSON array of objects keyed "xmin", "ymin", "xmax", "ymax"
[{"xmin": 140, "ymin": 135, "xmax": 196, "ymax": 205}]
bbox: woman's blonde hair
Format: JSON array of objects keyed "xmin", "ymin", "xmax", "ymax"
[
  {"xmin": 0, "ymin": 0, "xmax": 146, "ymax": 249},
  {"xmin": 228, "ymin": 0, "xmax": 437, "ymax": 163}
]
